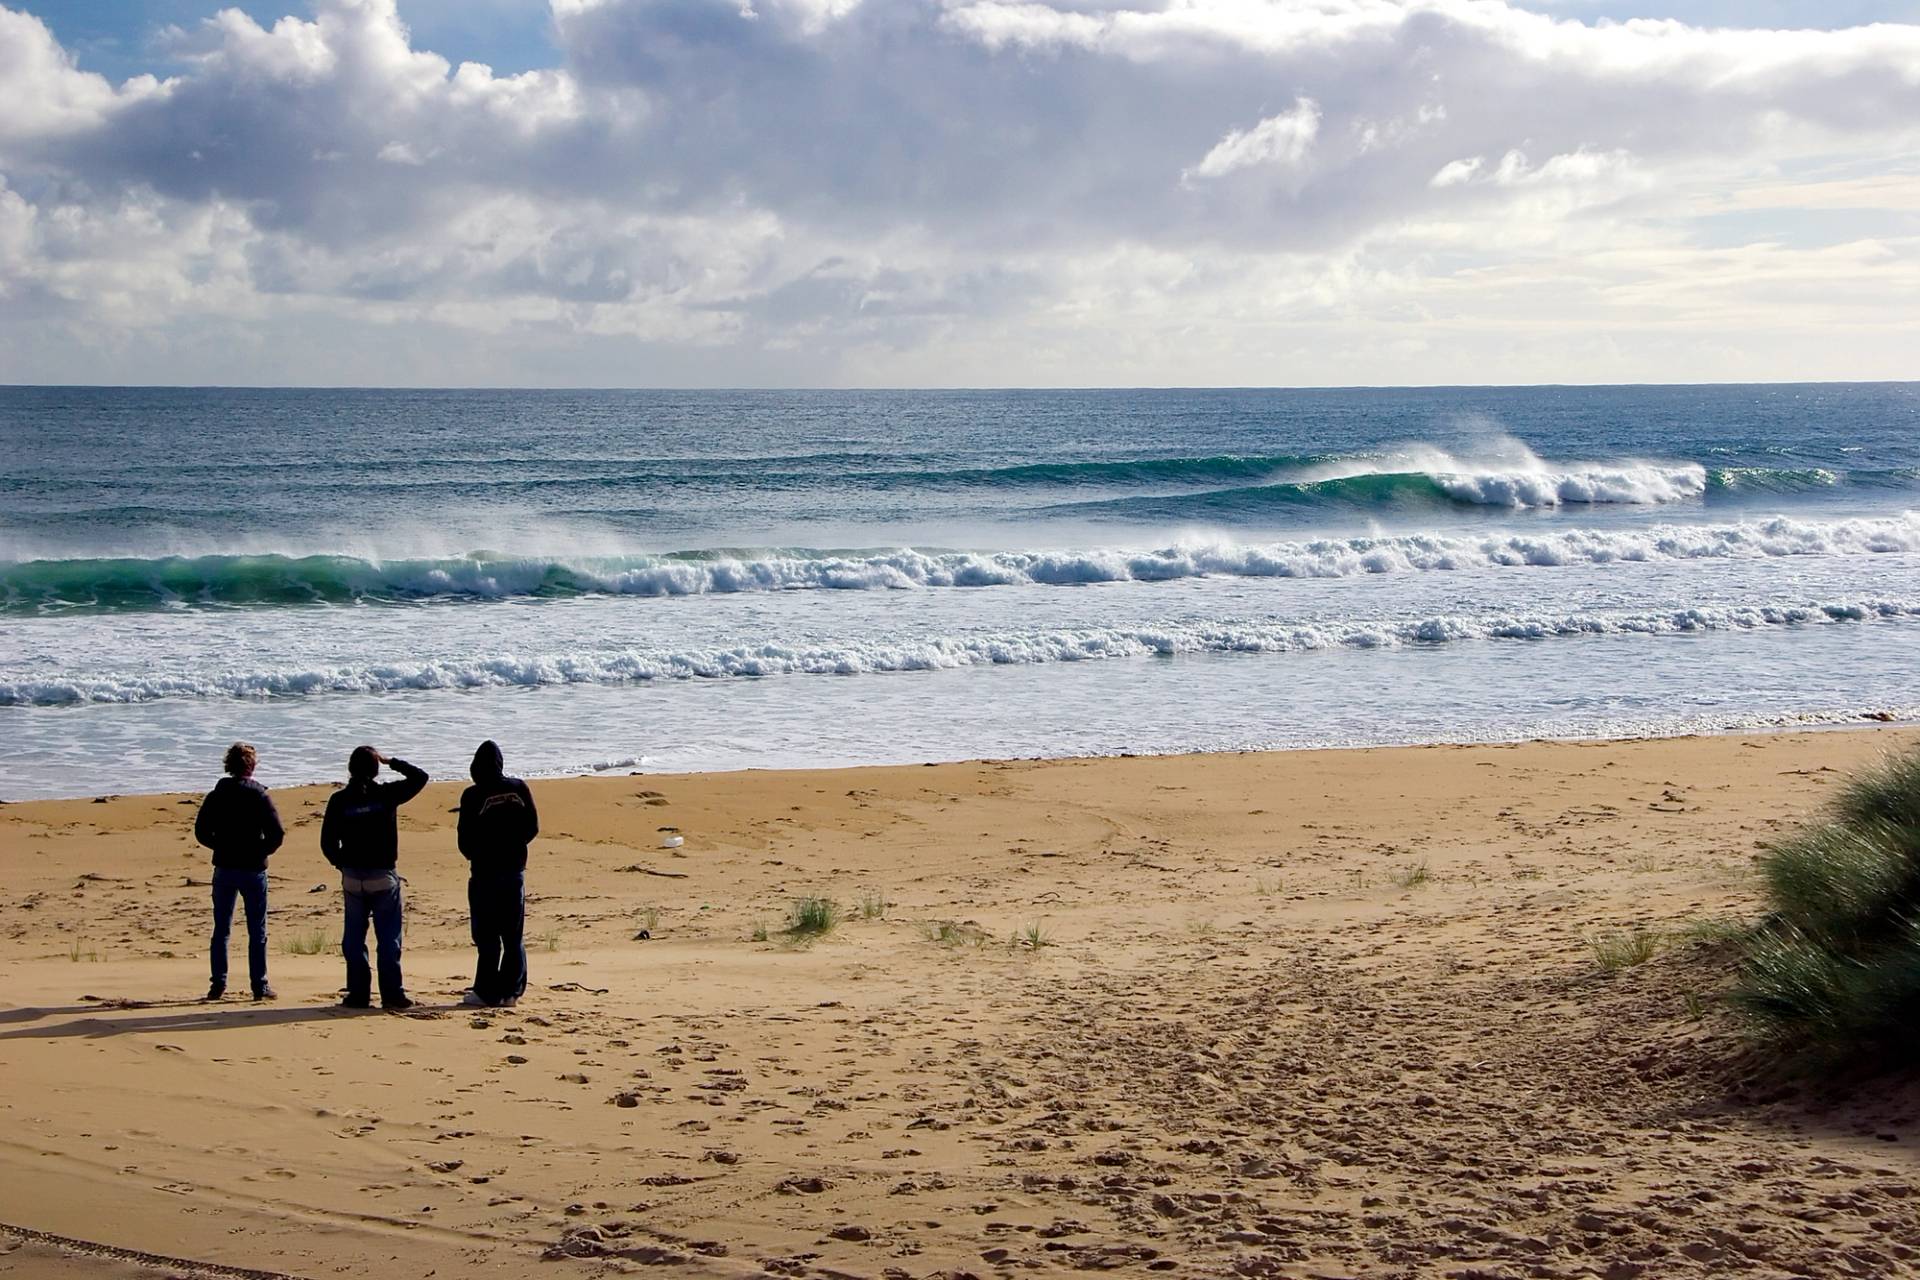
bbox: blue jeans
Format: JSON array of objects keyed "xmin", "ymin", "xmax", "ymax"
[
  {"xmin": 210, "ymin": 867, "xmax": 269, "ymax": 992},
  {"xmin": 340, "ymin": 870, "xmax": 405, "ymax": 1002},
  {"xmin": 469, "ymin": 871, "xmax": 528, "ymax": 1004}
]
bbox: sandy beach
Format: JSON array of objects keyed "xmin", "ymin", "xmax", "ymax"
[{"xmin": 4, "ymin": 728, "xmax": 1920, "ymax": 1279}]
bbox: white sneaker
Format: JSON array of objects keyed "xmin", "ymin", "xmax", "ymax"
[
  {"xmin": 460, "ymin": 990, "xmax": 489, "ymax": 1007},
  {"xmin": 497, "ymin": 996, "xmax": 518, "ymax": 1008}
]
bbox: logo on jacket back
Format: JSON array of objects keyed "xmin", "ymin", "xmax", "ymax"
[{"xmin": 478, "ymin": 792, "xmax": 525, "ymax": 817}]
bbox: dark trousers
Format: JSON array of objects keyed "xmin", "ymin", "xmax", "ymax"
[
  {"xmin": 340, "ymin": 869, "xmax": 404, "ymax": 1002},
  {"xmin": 469, "ymin": 870, "xmax": 527, "ymax": 1004},
  {"xmin": 210, "ymin": 867, "xmax": 268, "ymax": 992}
]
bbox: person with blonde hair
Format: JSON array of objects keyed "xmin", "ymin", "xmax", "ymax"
[{"xmin": 194, "ymin": 742, "xmax": 285, "ymax": 1001}]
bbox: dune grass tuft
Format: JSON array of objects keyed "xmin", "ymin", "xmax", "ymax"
[
  {"xmin": 921, "ymin": 920, "xmax": 991, "ymax": 948},
  {"xmin": 1014, "ymin": 922, "xmax": 1053, "ymax": 950},
  {"xmin": 1759, "ymin": 823, "xmax": 1914, "ymax": 945},
  {"xmin": 1728, "ymin": 748, "xmax": 1920, "ymax": 1051},
  {"xmin": 1829, "ymin": 751, "xmax": 1920, "ymax": 843},
  {"xmin": 1389, "ymin": 862, "xmax": 1433, "ymax": 890},
  {"xmin": 859, "ymin": 891, "xmax": 888, "ymax": 920},
  {"xmin": 784, "ymin": 897, "xmax": 839, "ymax": 939},
  {"xmin": 282, "ymin": 928, "xmax": 328, "ymax": 956},
  {"xmin": 1588, "ymin": 927, "xmax": 1662, "ymax": 973}
]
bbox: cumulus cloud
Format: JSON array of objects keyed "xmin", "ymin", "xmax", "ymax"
[
  {"xmin": 1, "ymin": 0, "xmax": 1918, "ymax": 384},
  {"xmin": 0, "ymin": 6, "xmax": 166, "ymax": 145},
  {"xmin": 1187, "ymin": 99, "xmax": 1322, "ymax": 182}
]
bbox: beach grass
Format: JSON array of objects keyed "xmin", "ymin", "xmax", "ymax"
[
  {"xmin": 1676, "ymin": 917, "xmax": 1747, "ymax": 949},
  {"xmin": 921, "ymin": 921, "xmax": 991, "ymax": 948},
  {"xmin": 281, "ymin": 928, "xmax": 328, "ymax": 955},
  {"xmin": 784, "ymin": 897, "xmax": 838, "ymax": 939},
  {"xmin": 1730, "ymin": 749, "xmax": 1920, "ymax": 1050},
  {"xmin": 1829, "ymin": 750, "xmax": 1920, "ymax": 839},
  {"xmin": 1759, "ymin": 823, "xmax": 1911, "ymax": 941},
  {"xmin": 1389, "ymin": 862, "xmax": 1433, "ymax": 890},
  {"xmin": 1588, "ymin": 927, "xmax": 1662, "ymax": 973}
]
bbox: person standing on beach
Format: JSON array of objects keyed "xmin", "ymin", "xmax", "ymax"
[
  {"xmin": 458, "ymin": 740, "xmax": 539, "ymax": 1008},
  {"xmin": 194, "ymin": 742, "xmax": 285, "ymax": 1002},
  {"xmin": 320, "ymin": 747, "xmax": 428, "ymax": 1010}
]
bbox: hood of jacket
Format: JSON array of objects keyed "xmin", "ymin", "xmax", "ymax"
[{"xmin": 470, "ymin": 740, "xmax": 505, "ymax": 784}]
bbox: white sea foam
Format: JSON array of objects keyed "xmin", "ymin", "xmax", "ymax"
[
  {"xmin": 1429, "ymin": 464, "xmax": 1706, "ymax": 506},
  {"xmin": 584, "ymin": 756, "xmax": 650, "ymax": 773},
  {"xmin": 9, "ymin": 596, "xmax": 1917, "ymax": 706}
]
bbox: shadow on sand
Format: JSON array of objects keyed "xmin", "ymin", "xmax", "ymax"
[
  {"xmin": 0, "ymin": 1001, "xmax": 454, "ymax": 1040},
  {"xmin": 0, "ymin": 998, "xmax": 211, "ymax": 1026}
]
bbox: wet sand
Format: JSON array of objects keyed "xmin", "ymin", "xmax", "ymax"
[{"xmin": 4, "ymin": 729, "xmax": 1920, "ymax": 1278}]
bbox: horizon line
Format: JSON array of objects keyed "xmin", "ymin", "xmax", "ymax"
[{"xmin": 4, "ymin": 378, "xmax": 1918, "ymax": 394}]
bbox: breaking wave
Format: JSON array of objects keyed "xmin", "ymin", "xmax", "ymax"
[
  {"xmin": 1050, "ymin": 465, "xmax": 1919, "ymax": 521},
  {"xmin": 8, "ymin": 597, "xmax": 1918, "ymax": 706},
  {"xmin": 4, "ymin": 513, "xmax": 1917, "ymax": 611},
  {"xmin": 1052, "ymin": 465, "xmax": 1710, "ymax": 519}
]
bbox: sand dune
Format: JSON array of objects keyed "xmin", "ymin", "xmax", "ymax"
[{"xmin": 4, "ymin": 730, "xmax": 1920, "ymax": 1278}]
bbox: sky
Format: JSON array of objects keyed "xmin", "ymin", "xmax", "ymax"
[{"xmin": 2, "ymin": 1, "xmax": 1919, "ymax": 387}]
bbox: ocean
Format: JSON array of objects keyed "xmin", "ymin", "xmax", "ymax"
[{"xmin": 3, "ymin": 384, "xmax": 1917, "ymax": 800}]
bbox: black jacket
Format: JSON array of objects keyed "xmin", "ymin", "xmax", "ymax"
[
  {"xmin": 194, "ymin": 777, "xmax": 285, "ymax": 872},
  {"xmin": 320, "ymin": 759, "xmax": 428, "ymax": 871},
  {"xmin": 459, "ymin": 742, "xmax": 538, "ymax": 874}
]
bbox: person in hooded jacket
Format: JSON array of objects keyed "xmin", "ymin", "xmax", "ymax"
[
  {"xmin": 194, "ymin": 742, "xmax": 285, "ymax": 1001},
  {"xmin": 458, "ymin": 741, "xmax": 539, "ymax": 1007},
  {"xmin": 320, "ymin": 746, "xmax": 429, "ymax": 1009}
]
